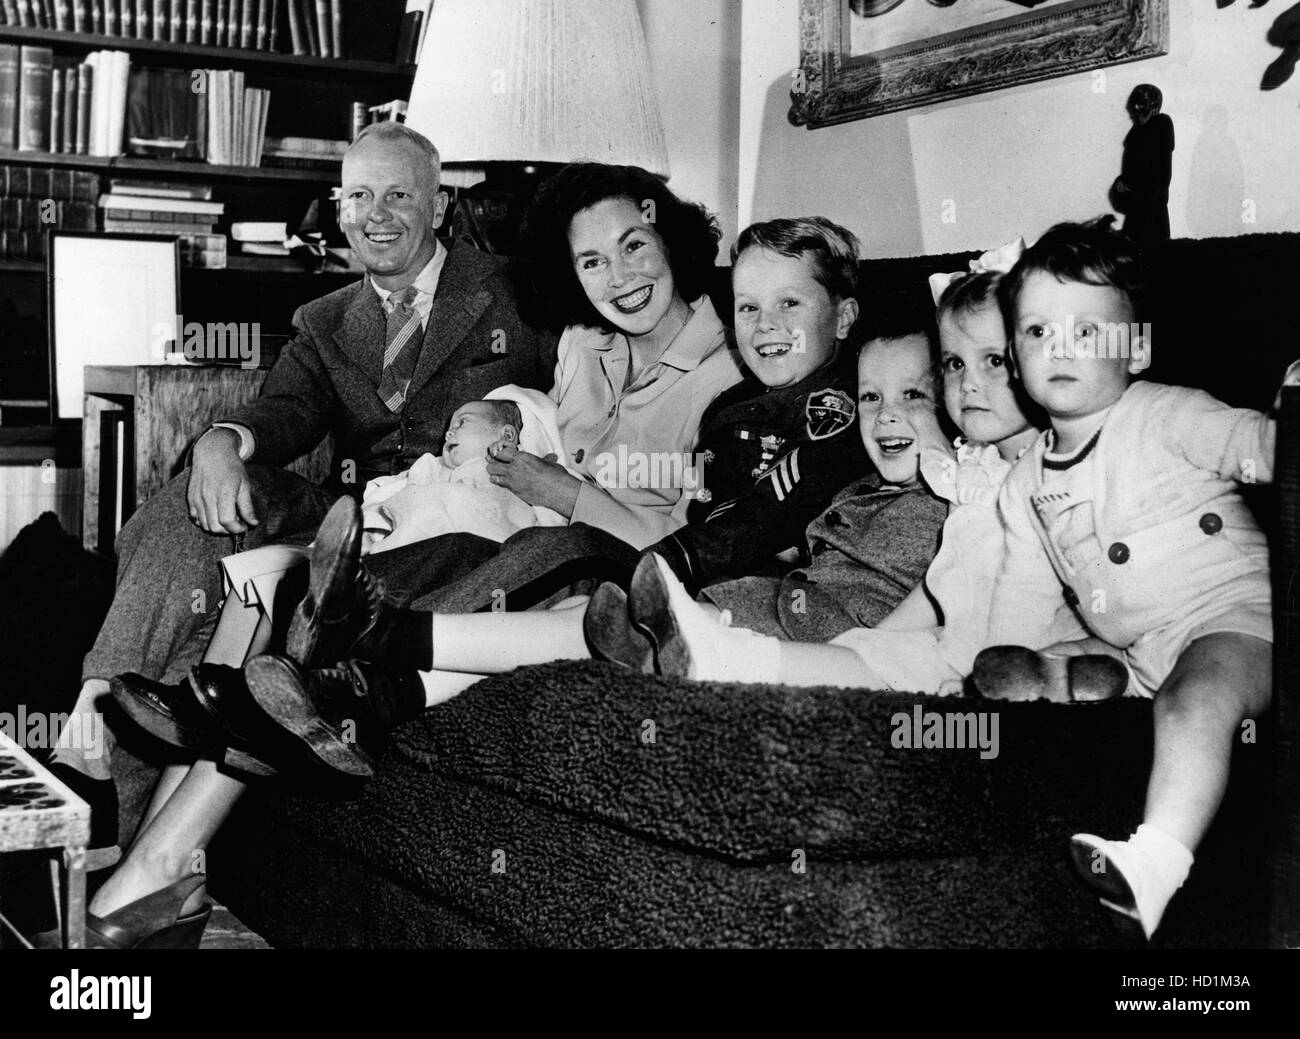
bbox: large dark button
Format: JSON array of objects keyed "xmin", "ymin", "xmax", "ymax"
[
  {"xmin": 573, "ymin": 449, "xmax": 584, "ymax": 463},
  {"xmin": 1199, "ymin": 512, "xmax": 1222, "ymax": 535},
  {"xmin": 1063, "ymin": 586, "xmax": 1080, "ymax": 607},
  {"xmin": 824, "ymin": 509, "xmax": 843, "ymax": 528},
  {"xmin": 790, "ymin": 571, "xmax": 808, "ymax": 582},
  {"xmin": 810, "ymin": 540, "xmax": 827, "ymax": 556},
  {"xmin": 1108, "ymin": 542, "xmax": 1130, "ymax": 565}
]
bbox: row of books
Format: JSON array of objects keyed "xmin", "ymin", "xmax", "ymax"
[
  {"xmin": 0, "ymin": 45, "xmax": 130, "ymax": 155},
  {"xmin": 1, "ymin": 161, "xmax": 98, "ymax": 258},
  {"xmin": 1, "ymin": 46, "xmax": 272, "ymax": 167},
  {"xmin": 0, "ymin": 0, "xmax": 351, "ymax": 57}
]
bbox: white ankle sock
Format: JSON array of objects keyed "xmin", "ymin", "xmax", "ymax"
[{"xmin": 1115, "ymin": 824, "xmax": 1194, "ymax": 936}]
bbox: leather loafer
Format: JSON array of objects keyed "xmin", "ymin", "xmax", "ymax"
[
  {"xmin": 111, "ymin": 665, "xmax": 278, "ymax": 776},
  {"xmin": 583, "ymin": 582, "xmax": 655, "ymax": 673},
  {"xmin": 286, "ymin": 497, "xmax": 402, "ymax": 668}
]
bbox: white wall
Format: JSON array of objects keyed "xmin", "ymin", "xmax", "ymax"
[
  {"xmin": 636, "ymin": 0, "xmax": 743, "ymax": 246},
  {"xmin": 727, "ymin": 0, "xmax": 1300, "ymax": 258}
]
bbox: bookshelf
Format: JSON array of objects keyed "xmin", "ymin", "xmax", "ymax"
[
  {"xmin": 0, "ymin": 24, "xmax": 415, "ymax": 81},
  {"xmin": 0, "ymin": 146, "xmax": 340, "ymax": 182},
  {"xmin": 0, "ymin": 0, "xmax": 412, "ymax": 520}
]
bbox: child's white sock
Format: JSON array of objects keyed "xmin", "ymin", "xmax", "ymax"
[{"xmin": 1072, "ymin": 824, "xmax": 1193, "ymax": 939}]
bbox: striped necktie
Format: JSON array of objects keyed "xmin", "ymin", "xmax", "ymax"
[{"xmin": 377, "ymin": 285, "xmax": 425, "ymax": 412}]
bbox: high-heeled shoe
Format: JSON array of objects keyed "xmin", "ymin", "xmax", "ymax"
[
  {"xmin": 31, "ymin": 872, "xmax": 211, "ymax": 949},
  {"xmin": 583, "ymin": 582, "xmax": 655, "ymax": 673}
]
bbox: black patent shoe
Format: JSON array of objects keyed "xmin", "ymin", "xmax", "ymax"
[
  {"xmin": 286, "ymin": 497, "xmax": 402, "ymax": 668},
  {"xmin": 111, "ymin": 666, "xmax": 277, "ymax": 776}
]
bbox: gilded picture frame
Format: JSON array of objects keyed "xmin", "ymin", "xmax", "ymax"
[{"xmin": 789, "ymin": 0, "xmax": 1170, "ymax": 127}]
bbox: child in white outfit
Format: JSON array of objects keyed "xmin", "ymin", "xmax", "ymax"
[
  {"xmin": 361, "ymin": 386, "xmax": 571, "ymax": 553},
  {"xmin": 980, "ymin": 217, "xmax": 1299, "ymax": 941}
]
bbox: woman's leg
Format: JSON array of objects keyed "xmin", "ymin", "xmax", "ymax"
[{"xmin": 89, "ymin": 760, "xmax": 246, "ymax": 917}]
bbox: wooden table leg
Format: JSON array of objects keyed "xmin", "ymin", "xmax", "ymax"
[{"xmin": 61, "ymin": 846, "xmax": 87, "ymax": 950}]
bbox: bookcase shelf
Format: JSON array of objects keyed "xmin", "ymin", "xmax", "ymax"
[
  {"xmin": 0, "ymin": 147, "xmax": 340, "ymax": 183},
  {"xmin": 0, "ymin": 24, "xmax": 415, "ymax": 82}
]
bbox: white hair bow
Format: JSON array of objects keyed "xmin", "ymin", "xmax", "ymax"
[{"xmin": 928, "ymin": 236, "xmax": 1027, "ymax": 306}]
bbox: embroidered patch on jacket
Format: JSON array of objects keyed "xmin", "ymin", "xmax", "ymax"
[{"xmin": 806, "ymin": 389, "xmax": 856, "ymax": 440}]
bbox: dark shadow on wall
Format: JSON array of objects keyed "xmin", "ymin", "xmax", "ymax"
[
  {"xmin": 1184, "ymin": 103, "xmax": 1245, "ymax": 238},
  {"xmin": 750, "ymin": 72, "xmax": 925, "ymax": 257}
]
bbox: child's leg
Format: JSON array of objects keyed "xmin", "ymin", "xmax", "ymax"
[
  {"xmin": 633, "ymin": 554, "xmax": 886, "ymax": 686},
  {"xmin": 1073, "ymin": 631, "xmax": 1271, "ymax": 939},
  {"xmin": 1145, "ymin": 631, "xmax": 1272, "ymax": 850},
  {"xmin": 429, "ymin": 597, "xmax": 592, "ymax": 673}
]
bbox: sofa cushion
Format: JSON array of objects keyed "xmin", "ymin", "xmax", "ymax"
[{"xmin": 387, "ymin": 661, "xmax": 1153, "ymax": 862}]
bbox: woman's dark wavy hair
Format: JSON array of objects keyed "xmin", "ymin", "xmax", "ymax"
[
  {"xmin": 516, "ymin": 163, "xmax": 722, "ymax": 332},
  {"xmin": 998, "ymin": 215, "xmax": 1147, "ymax": 325}
]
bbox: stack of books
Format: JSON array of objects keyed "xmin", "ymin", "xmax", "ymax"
[
  {"xmin": 231, "ymin": 219, "xmax": 287, "ymax": 256},
  {"xmin": 0, "ymin": 0, "xmax": 290, "ymax": 53},
  {"xmin": 261, "ymin": 134, "xmax": 344, "ymax": 170},
  {"xmin": 0, "ymin": 163, "xmax": 98, "ymax": 261},
  {"xmin": 202, "ymin": 69, "xmax": 269, "ymax": 167},
  {"xmin": 98, "ymin": 180, "xmax": 227, "ymax": 267},
  {"xmin": 0, "ymin": 45, "xmax": 131, "ymax": 156}
]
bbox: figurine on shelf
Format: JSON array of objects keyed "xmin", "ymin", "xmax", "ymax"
[{"xmin": 1110, "ymin": 84, "xmax": 1175, "ymax": 249}]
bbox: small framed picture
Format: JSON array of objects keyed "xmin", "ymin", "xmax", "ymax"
[{"xmin": 46, "ymin": 231, "xmax": 182, "ymax": 421}]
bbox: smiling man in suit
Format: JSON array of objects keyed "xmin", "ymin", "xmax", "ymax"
[{"xmin": 49, "ymin": 123, "xmax": 556, "ymax": 852}]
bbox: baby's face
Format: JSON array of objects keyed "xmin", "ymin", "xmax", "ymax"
[
  {"xmin": 442, "ymin": 402, "xmax": 511, "ymax": 468},
  {"xmin": 939, "ymin": 304, "xmax": 1032, "ymax": 451},
  {"xmin": 857, "ymin": 334, "xmax": 946, "ymax": 486},
  {"xmin": 1010, "ymin": 272, "xmax": 1143, "ymax": 425},
  {"xmin": 732, "ymin": 247, "xmax": 857, "ymax": 389}
]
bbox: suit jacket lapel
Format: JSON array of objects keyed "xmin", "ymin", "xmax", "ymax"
[
  {"xmin": 339, "ymin": 280, "xmax": 386, "ymax": 385},
  {"xmin": 404, "ymin": 241, "xmax": 493, "ymax": 402}
]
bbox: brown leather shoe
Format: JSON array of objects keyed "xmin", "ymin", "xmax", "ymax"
[
  {"xmin": 583, "ymin": 582, "xmax": 655, "ymax": 673},
  {"xmin": 286, "ymin": 497, "xmax": 402, "ymax": 668},
  {"xmin": 243, "ymin": 655, "xmax": 381, "ymax": 779},
  {"xmin": 970, "ymin": 646, "xmax": 1128, "ymax": 703}
]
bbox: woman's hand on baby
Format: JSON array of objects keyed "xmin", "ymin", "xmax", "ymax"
[{"xmin": 487, "ymin": 440, "xmax": 580, "ymax": 517}]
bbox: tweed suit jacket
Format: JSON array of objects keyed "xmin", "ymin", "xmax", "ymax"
[{"xmin": 219, "ymin": 240, "xmax": 558, "ymax": 492}]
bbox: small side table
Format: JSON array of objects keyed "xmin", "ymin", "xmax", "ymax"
[
  {"xmin": 81, "ymin": 364, "xmax": 334, "ymax": 552},
  {"xmin": 0, "ymin": 733, "xmax": 89, "ymax": 949}
]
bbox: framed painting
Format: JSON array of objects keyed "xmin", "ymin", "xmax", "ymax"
[{"xmin": 789, "ymin": 0, "xmax": 1170, "ymax": 127}]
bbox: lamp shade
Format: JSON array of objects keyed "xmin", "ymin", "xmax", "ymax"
[{"xmin": 404, "ymin": 0, "xmax": 670, "ymax": 179}]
